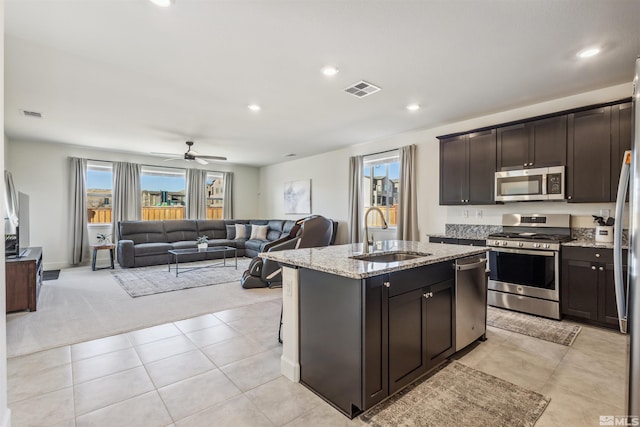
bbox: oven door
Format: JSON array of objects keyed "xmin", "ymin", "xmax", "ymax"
[{"xmin": 488, "ymin": 247, "xmax": 559, "ymax": 301}]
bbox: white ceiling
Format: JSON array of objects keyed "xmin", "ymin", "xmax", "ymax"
[{"xmin": 5, "ymin": 0, "xmax": 640, "ymax": 167}]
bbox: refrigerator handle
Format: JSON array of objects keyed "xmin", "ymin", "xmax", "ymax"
[{"xmin": 613, "ymin": 150, "xmax": 631, "ymax": 334}]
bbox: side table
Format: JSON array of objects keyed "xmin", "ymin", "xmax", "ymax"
[{"xmin": 91, "ymin": 244, "xmax": 116, "ymax": 271}]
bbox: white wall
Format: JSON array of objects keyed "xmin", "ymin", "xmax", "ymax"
[
  {"xmin": 259, "ymin": 83, "xmax": 633, "ymax": 243},
  {"xmin": 5, "ymin": 139, "xmax": 261, "ymax": 269}
]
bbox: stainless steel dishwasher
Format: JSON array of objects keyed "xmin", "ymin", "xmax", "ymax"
[{"xmin": 455, "ymin": 255, "xmax": 488, "ymax": 351}]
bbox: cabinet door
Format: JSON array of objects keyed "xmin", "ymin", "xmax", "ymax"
[
  {"xmin": 497, "ymin": 123, "xmax": 530, "ymax": 170},
  {"xmin": 440, "ymin": 135, "xmax": 468, "ymax": 205},
  {"xmin": 363, "ymin": 275, "xmax": 389, "ymax": 409},
  {"xmin": 467, "ymin": 130, "xmax": 497, "ymax": 204},
  {"xmin": 567, "ymin": 107, "xmax": 611, "ymax": 202},
  {"xmin": 388, "ymin": 287, "xmax": 427, "ymax": 393},
  {"xmin": 561, "ymin": 258, "xmax": 599, "ymax": 320},
  {"xmin": 425, "ymin": 279, "xmax": 455, "ymax": 369},
  {"xmin": 601, "ymin": 262, "xmax": 627, "ymax": 328},
  {"xmin": 611, "ymin": 102, "xmax": 632, "ymax": 201},
  {"xmin": 531, "ymin": 115, "xmax": 567, "ymax": 167}
]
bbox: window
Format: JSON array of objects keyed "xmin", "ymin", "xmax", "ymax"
[
  {"xmin": 141, "ymin": 166, "xmax": 186, "ymax": 220},
  {"xmin": 363, "ymin": 151, "xmax": 400, "ymax": 227},
  {"xmin": 206, "ymin": 172, "xmax": 225, "ymax": 219},
  {"xmin": 86, "ymin": 161, "xmax": 113, "ymax": 224}
]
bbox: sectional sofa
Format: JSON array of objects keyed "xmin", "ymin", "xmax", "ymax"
[{"xmin": 116, "ymin": 219, "xmax": 302, "ymax": 268}]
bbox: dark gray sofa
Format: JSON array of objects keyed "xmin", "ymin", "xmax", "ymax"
[{"xmin": 116, "ymin": 219, "xmax": 299, "ymax": 268}]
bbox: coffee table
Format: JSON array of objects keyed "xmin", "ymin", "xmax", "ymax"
[{"xmin": 168, "ymin": 246, "xmax": 237, "ymax": 277}]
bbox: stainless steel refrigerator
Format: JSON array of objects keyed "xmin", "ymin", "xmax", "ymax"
[{"xmin": 613, "ymin": 56, "xmax": 640, "ymax": 419}]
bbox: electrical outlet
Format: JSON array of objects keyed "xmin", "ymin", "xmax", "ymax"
[
  {"xmin": 463, "ymin": 210, "xmax": 469, "ymax": 218},
  {"xmin": 476, "ymin": 209, "xmax": 483, "ymax": 218},
  {"xmin": 285, "ymin": 280, "xmax": 292, "ymax": 296},
  {"xmin": 600, "ymin": 209, "xmax": 610, "ymax": 218}
]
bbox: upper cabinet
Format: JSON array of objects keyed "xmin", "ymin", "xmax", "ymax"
[
  {"xmin": 439, "ymin": 130, "xmax": 496, "ymax": 205},
  {"xmin": 611, "ymin": 102, "xmax": 632, "ymax": 200},
  {"xmin": 497, "ymin": 116, "xmax": 567, "ymax": 170}
]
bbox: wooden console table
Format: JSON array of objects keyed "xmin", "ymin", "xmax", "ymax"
[{"xmin": 6, "ymin": 247, "xmax": 43, "ymax": 312}]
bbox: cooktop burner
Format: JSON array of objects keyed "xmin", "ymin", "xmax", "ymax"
[{"xmin": 488, "ymin": 232, "xmax": 572, "ymax": 242}]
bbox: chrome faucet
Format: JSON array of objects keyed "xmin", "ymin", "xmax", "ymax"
[{"xmin": 363, "ymin": 207, "xmax": 388, "ymax": 253}]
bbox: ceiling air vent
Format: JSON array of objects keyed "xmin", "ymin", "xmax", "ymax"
[
  {"xmin": 344, "ymin": 80, "xmax": 381, "ymax": 98},
  {"xmin": 20, "ymin": 109, "xmax": 43, "ymax": 119}
]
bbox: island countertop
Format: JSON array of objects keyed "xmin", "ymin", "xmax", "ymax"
[{"xmin": 259, "ymin": 239, "xmax": 488, "ymax": 279}]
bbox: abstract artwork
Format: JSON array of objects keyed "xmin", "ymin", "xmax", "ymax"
[{"xmin": 284, "ymin": 179, "xmax": 311, "ymax": 214}]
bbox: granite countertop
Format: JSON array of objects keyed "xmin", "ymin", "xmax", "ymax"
[
  {"xmin": 563, "ymin": 239, "xmax": 626, "ymax": 250},
  {"xmin": 259, "ymin": 240, "xmax": 488, "ymax": 279}
]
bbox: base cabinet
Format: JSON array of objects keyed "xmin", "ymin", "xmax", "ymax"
[
  {"xmin": 561, "ymin": 247, "xmax": 627, "ymax": 329},
  {"xmin": 299, "ymin": 262, "xmax": 455, "ymax": 418},
  {"xmin": 6, "ymin": 247, "xmax": 43, "ymax": 312}
]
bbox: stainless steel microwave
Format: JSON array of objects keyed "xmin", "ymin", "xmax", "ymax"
[{"xmin": 495, "ymin": 166, "xmax": 565, "ymax": 202}]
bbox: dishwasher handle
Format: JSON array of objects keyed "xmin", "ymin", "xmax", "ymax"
[{"xmin": 455, "ymin": 259, "xmax": 486, "ymax": 271}]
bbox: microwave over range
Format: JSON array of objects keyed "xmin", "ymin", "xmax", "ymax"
[{"xmin": 495, "ymin": 166, "xmax": 565, "ymax": 202}]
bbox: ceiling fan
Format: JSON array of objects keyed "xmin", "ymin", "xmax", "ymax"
[{"xmin": 153, "ymin": 141, "xmax": 227, "ymax": 165}]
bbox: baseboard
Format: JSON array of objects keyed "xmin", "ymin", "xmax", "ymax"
[
  {"xmin": 42, "ymin": 261, "xmax": 73, "ymax": 271},
  {"xmin": 281, "ymin": 355, "xmax": 300, "ymax": 382},
  {"xmin": 0, "ymin": 408, "xmax": 11, "ymax": 427}
]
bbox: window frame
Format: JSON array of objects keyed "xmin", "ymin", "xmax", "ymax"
[
  {"xmin": 205, "ymin": 172, "xmax": 225, "ymax": 219},
  {"xmin": 86, "ymin": 160, "xmax": 113, "ymax": 225},
  {"xmin": 140, "ymin": 165, "xmax": 187, "ymax": 221},
  {"xmin": 363, "ymin": 150, "xmax": 400, "ymax": 229}
]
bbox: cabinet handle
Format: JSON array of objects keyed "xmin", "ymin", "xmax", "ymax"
[
  {"xmin": 595, "ymin": 253, "xmax": 600, "ymax": 258},
  {"xmin": 529, "ymin": 162, "xmax": 533, "ymax": 166},
  {"xmin": 568, "ymin": 195, "xmax": 572, "ymax": 200},
  {"xmin": 599, "ymin": 266, "xmax": 604, "ymax": 271},
  {"xmin": 423, "ymin": 292, "xmax": 433, "ymax": 299},
  {"xmin": 384, "ymin": 281, "xmax": 390, "ymax": 288},
  {"xmin": 523, "ymin": 163, "xmax": 527, "ymax": 167},
  {"xmin": 592, "ymin": 265, "xmax": 596, "ymax": 270}
]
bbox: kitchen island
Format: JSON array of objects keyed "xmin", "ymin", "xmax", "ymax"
[{"xmin": 260, "ymin": 240, "xmax": 488, "ymax": 418}]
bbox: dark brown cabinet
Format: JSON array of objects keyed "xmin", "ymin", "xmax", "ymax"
[
  {"xmin": 497, "ymin": 116, "xmax": 567, "ymax": 170},
  {"xmin": 6, "ymin": 247, "xmax": 43, "ymax": 312},
  {"xmin": 561, "ymin": 246, "xmax": 627, "ymax": 329},
  {"xmin": 299, "ymin": 261, "xmax": 455, "ymax": 418},
  {"xmin": 567, "ymin": 106, "xmax": 612, "ymax": 202},
  {"xmin": 440, "ymin": 130, "xmax": 496, "ymax": 205},
  {"xmin": 611, "ymin": 102, "xmax": 632, "ymax": 200},
  {"xmin": 429, "ymin": 237, "xmax": 486, "ymax": 246}
]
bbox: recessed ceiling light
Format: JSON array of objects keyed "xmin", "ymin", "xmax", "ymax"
[
  {"xmin": 148, "ymin": 0, "xmax": 173, "ymax": 7},
  {"xmin": 406, "ymin": 104, "xmax": 421, "ymax": 111},
  {"xmin": 248, "ymin": 104, "xmax": 261, "ymax": 112},
  {"xmin": 321, "ymin": 66, "xmax": 339, "ymax": 77},
  {"xmin": 577, "ymin": 47, "xmax": 600, "ymax": 59}
]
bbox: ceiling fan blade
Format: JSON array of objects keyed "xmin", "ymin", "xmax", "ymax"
[
  {"xmin": 195, "ymin": 157, "xmax": 208, "ymax": 165},
  {"xmin": 151, "ymin": 152, "xmax": 182, "ymax": 158},
  {"xmin": 197, "ymin": 155, "xmax": 227, "ymax": 161},
  {"xmin": 162, "ymin": 157, "xmax": 182, "ymax": 162}
]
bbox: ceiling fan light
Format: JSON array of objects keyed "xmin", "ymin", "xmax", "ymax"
[{"xmin": 148, "ymin": 0, "xmax": 173, "ymax": 7}]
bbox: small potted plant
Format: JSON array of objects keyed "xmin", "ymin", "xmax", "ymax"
[
  {"xmin": 196, "ymin": 235, "xmax": 208, "ymax": 251},
  {"xmin": 96, "ymin": 233, "xmax": 111, "ymax": 245}
]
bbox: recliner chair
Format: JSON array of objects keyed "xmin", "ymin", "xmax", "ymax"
[{"xmin": 240, "ymin": 215, "xmax": 335, "ymax": 289}]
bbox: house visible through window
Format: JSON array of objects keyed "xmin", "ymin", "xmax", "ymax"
[
  {"xmin": 87, "ymin": 161, "xmax": 113, "ymax": 224},
  {"xmin": 363, "ymin": 151, "xmax": 400, "ymax": 227},
  {"xmin": 206, "ymin": 172, "xmax": 224, "ymax": 219},
  {"xmin": 141, "ymin": 166, "xmax": 186, "ymax": 220}
]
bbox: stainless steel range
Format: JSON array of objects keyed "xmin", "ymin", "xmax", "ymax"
[{"xmin": 487, "ymin": 213, "xmax": 572, "ymax": 319}]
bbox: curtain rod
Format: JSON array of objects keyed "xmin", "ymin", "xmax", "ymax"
[
  {"xmin": 81, "ymin": 157, "xmax": 226, "ymax": 174},
  {"xmin": 362, "ymin": 148, "xmax": 400, "ymax": 158}
]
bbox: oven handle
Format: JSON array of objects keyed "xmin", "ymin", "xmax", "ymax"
[{"xmin": 489, "ymin": 247, "xmax": 555, "ymax": 257}]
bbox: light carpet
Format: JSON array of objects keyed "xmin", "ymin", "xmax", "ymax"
[
  {"xmin": 361, "ymin": 361, "xmax": 550, "ymax": 427},
  {"xmin": 487, "ymin": 306, "xmax": 582, "ymax": 346},
  {"xmin": 112, "ymin": 258, "xmax": 252, "ymax": 297}
]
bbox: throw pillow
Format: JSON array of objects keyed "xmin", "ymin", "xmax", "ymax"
[
  {"xmin": 235, "ymin": 223, "xmax": 248, "ymax": 239},
  {"xmin": 250, "ymin": 224, "xmax": 269, "ymax": 240},
  {"xmin": 226, "ymin": 225, "xmax": 236, "ymax": 240}
]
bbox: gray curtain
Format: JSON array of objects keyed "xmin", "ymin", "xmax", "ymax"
[
  {"xmin": 4, "ymin": 170, "xmax": 19, "ymax": 233},
  {"xmin": 112, "ymin": 161, "xmax": 141, "ymax": 241},
  {"xmin": 186, "ymin": 168, "xmax": 207, "ymax": 219},
  {"xmin": 222, "ymin": 172, "xmax": 233, "ymax": 219},
  {"xmin": 69, "ymin": 157, "xmax": 89, "ymax": 265},
  {"xmin": 348, "ymin": 155, "xmax": 364, "ymax": 243},
  {"xmin": 397, "ymin": 144, "xmax": 419, "ymax": 241}
]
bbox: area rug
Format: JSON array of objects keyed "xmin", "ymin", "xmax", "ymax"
[
  {"xmin": 112, "ymin": 258, "xmax": 251, "ymax": 297},
  {"xmin": 43, "ymin": 270, "xmax": 60, "ymax": 281},
  {"xmin": 361, "ymin": 361, "xmax": 550, "ymax": 427},
  {"xmin": 487, "ymin": 306, "xmax": 582, "ymax": 346}
]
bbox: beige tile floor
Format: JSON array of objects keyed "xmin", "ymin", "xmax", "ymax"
[{"xmin": 8, "ymin": 301, "xmax": 630, "ymax": 427}]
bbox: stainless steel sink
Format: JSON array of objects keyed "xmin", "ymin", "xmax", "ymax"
[{"xmin": 351, "ymin": 251, "xmax": 432, "ymax": 263}]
